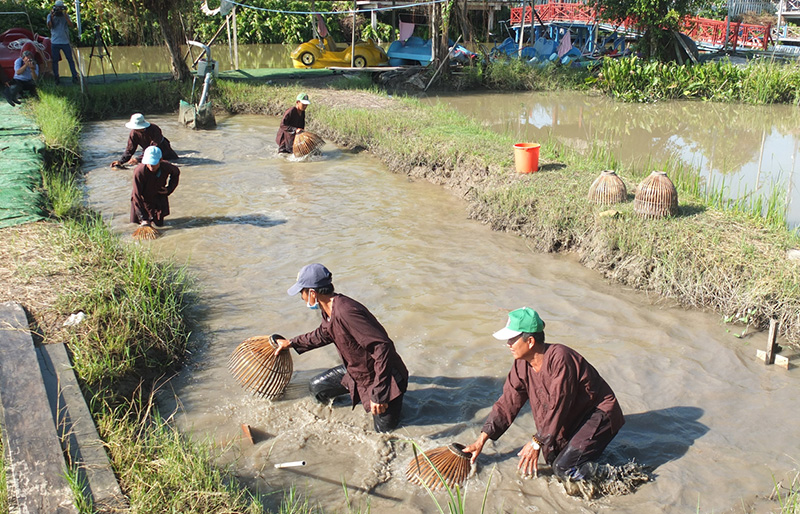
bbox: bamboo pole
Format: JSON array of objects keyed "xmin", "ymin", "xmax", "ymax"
[{"xmin": 351, "ymin": 0, "xmax": 357, "ymax": 67}]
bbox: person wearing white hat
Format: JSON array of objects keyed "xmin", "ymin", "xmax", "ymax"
[
  {"xmin": 47, "ymin": 0, "xmax": 80, "ymax": 85},
  {"xmin": 111, "ymin": 113, "xmax": 178, "ymax": 168},
  {"xmin": 130, "ymin": 146, "xmax": 180, "ymax": 227},
  {"xmin": 275, "ymin": 92, "xmax": 310, "ymax": 154},
  {"xmin": 464, "ymin": 307, "xmax": 624, "ymax": 498}
]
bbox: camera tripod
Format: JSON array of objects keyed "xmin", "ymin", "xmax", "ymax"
[{"xmin": 86, "ymin": 25, "xmax": 117, "ymax": 81}]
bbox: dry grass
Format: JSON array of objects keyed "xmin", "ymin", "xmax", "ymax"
[{"xmin": 0, "ymin": 222, "xmax": 92, "ymax": 345}]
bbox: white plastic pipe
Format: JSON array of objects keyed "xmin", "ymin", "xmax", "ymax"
[{"xmin": 274, "ymin": 461, "xmax": 306, "ymax": 469}]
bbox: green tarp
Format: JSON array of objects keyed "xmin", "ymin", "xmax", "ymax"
[{"xmin": 0, "ymin": 102, "xmax": 46, "ymax": 228}]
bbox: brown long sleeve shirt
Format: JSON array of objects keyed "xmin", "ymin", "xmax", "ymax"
[
  {"xmin": 121, "ymin": 124, "xmax": 179, "ymax": 163},
  {"xmin": 129, "ymin": 161, "xmax": 180, "ymax": 224},
  {"xmin": 290, "ymin": 294, "xmax": 408, "ymax": 410},
  {"xmin": 275, "ymin": 106, "xmax": 305, "ymax": 152},
  {"xmin": 482, "ymin": 343, "xmax": 624, "ymax": 463}
]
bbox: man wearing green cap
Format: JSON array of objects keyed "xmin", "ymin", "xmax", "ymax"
[
  {"xmin": 275, "ymin": 92, "xmax": 310, "ymax": 154},
  {"xmin": 464, "ymin": 307, "xmax": 624, "ymax": 498}
]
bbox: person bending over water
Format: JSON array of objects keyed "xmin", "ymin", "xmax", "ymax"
[
  {"xmin": 275, "ymin": 92, "xmax": 309, "ymax": 154},
  {"xmin": 112, "ymin": 113, "xmax": 178, "ymax": 168},
  {"xmin": 465, "ymin": 307, "xmax": 624, "ymax": 498},
  {"xmin": 275, "ymin": 263, "xmax": 408, "ymax": 432},
  {"xmin": 130, "ymin": 146, "xmax": 180, "ymax": 228}
]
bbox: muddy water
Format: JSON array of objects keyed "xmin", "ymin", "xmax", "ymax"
[
  {"xmin": 82, "ymin": 114, "xmax": 800, "ymax": 513},
  {"xmin": 429, "ymin": 91, "xmax": 800, "ymax": 228},
  {"xmin": 75, "ymin": 43, "xmax": 293, "ymax": 75}
]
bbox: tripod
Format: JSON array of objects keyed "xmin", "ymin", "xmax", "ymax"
[{"xmin": 86, "ymin": 25, "xmax": 117, "ymax": 81}]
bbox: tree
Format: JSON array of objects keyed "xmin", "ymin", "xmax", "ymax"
[
  {"xmin": 589, "ymin": 0, "xmax": 707, "ymax": 60},
  {"xmin": 141, "ymin": 0, "xmax": 191, "ymax": 80}
]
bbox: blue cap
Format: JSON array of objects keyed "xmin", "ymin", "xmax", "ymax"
[
  {"xmin": 142, "ymin": 146, "xmax": 162, "ymax": 165},
  {"xmin": 287, "ymin": 263, "xmax": 332, "ymax": 296}
]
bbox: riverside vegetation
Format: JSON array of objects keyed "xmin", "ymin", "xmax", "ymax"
[{"xmin": 3, "ymin": 76, "xmax": 799, "ymax": 512}]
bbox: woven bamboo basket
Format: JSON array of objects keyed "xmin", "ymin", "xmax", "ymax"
[
  {"xmin": 634, "ymin": 171, "xmax": 678, "ymax": 218},
  {"xmin": 406, "ymin": 443, "xmax": 472, "ymax": 490},
  {"xmin": 588, "ymin": 170, "xmax": 627, "ymax": 205},
  {"xmin": 229, "ymin": 334, "xmax": 293, "ymax": 399},
  {"xmin": 293, "ymin": 131, "xmax": 325, "ymax": 157},
  {"xmin": 132, "ymin": 225, "xmax": 160, "ymax": 240}
]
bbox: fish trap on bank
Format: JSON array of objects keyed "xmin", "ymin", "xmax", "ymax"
[
  {"xmin": 406, "ymin": 443, "xmax": 472, "ymax": 490},
  {"xmin": 293, "ymin": 131, "xmax": 325, "ymax": 157},
  {"xmin": 229, "ymin": 334, "xmax": 293, "ymax": 399},
  {"xmin": 634, "ymin": 170, "xmax": 678, "ymax": 218},
  {"xmin": 132, "ymin": 225, "xmax": 159, "ymax": 240},
  {"xmin": 588, "ymin": 169, "xmax": 627, "ymax": 205}
]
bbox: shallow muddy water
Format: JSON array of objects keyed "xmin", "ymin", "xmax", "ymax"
[
  {"xmin": 83, "ymin": 114, "xmax": 800, "ymax": 513},
  {"xmin": 429, "ymin": 90, "xmax": 800, "ymax": 228}
]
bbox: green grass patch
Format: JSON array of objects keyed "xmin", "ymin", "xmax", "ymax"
[{"xmin": 595, "ymin": 56, "xmax": 800, "ymax": 104}]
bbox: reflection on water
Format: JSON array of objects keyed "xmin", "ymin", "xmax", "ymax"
[
  {"xmin": 430, "ymin": 91, "xmax": 800, "ymax": 227},
  {"xmin": 75, "ymin": 43, "xmax": 294, "ymax": 75},
  {"xmin": 82, "ymin": 114, "xmax": 800, "ymax": 513}
]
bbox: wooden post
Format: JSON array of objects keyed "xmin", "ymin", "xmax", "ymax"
[{"xmin": 765, "ymin": 318, "xmax": 779, "ymax": 365}]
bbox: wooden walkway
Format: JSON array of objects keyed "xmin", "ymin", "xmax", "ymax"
[{"xmin": 0, "ymin": 302, "xmax": 126, "ymax": 513}]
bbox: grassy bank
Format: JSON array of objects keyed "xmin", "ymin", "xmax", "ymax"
[
  {"xmin": 213, "ymin": 79, "xmax": 800, "ymax": 345},
  {"xmin": 4, "ymin": 87, "xmax": 270, "ymax": 512}
]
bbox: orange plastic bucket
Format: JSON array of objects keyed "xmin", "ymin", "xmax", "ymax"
[{"xmin": 514, "ymin": 143, "xmax": 540, "ymax": 173}]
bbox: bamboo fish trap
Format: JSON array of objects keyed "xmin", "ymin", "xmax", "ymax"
[
  {"xmin": 132, "ymin": 225, "xmax": 160, "ymax": 240},
  {"xmin": 634, "ymin": 170, "xmax": 678, "ymax": 218},
  {"xmin": 406, "ymin": 443, "xmax": 472, "ymax": 490},
  {"xmin": 588, "ymin": 170, "xmax": 627, "ymax": 205},
  {"xmin": 229, "ymin": 334, "xmax": 293, "ymax": 399},
  {"xmin": 293, "ymin": 131, "xmax": 325, "ymax": 157}
]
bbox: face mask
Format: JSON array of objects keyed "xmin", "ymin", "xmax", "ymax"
[{"xmin": 306, "ymin": 291, "xmax": 319, "ymax": 310}]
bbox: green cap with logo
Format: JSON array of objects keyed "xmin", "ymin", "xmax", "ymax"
[
  {"xmin": 493, "ymin": 307, "xmax": 544, "ymax": 340},
  {"xmin": 296, "ymin": 92, "xmax": 310, "ymax": 105}
]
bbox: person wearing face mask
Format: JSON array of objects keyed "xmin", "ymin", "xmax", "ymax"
[{"xmin": 275, "ymin": 263, "xmax": 408, "ymax": 432}]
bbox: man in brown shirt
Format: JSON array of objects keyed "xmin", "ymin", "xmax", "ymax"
[
  {"xmin": 276, "ymin": 263, "xmax": 408, "ymax": 432},
  {"xmin": 465, "ymin": 307, "xmax": 624, "ymax": 496},
  {"xmin": 130, "ymin": 146, "xmax": 180, "ymax": 227},
  {"xmin": 112, "ymin": 113, "xmax": 178, "ymax": 167},
  {"xmin": 275, "ymin": 92, "xmax": 309, "ymax": 154}
]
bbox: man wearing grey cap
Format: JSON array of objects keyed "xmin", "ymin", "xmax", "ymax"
[
  {"xmin": 276, "ymin": 263, "xmax": 409, "ymax": 432},
  {"xmin": 464, "ymin": 307, "xmax": 624, "ymax": 498}
]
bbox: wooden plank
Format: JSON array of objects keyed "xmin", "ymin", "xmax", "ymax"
[
  {"xmin": 0, "ymin": 302, "xmax": 77, "ymax": 513},
  {"xmin": 757, "ymin": 350, "xmax": 791, "ymax": 369},
  {"xmin": 766, "ymin": 318, "xmax": 779, "ymax": 365},
  {"xmin": 38, "ymin": 342, "xmax": 128, "ymax": 512}
]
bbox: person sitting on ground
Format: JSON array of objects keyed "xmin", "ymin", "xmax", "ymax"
[
  {"xmin": 10, "ymin": 50, "xmax": 39, "ymax": 103},
  {"xmin": 275, "ymin": 92, "xmax": 309, "ymax": 154},
  {"xmin": 464, "ymin": 307, "xmax": 625, "ymax": 498},
  {"xmin": 275, "ymin": 263, "xmax": 409, "ymax": 433},
  {"xmin": 47, "ymin": 0, "xmax": 80, "ymax": 85},
  {"xmin": 130, "ymin": 146, "xmax": 180, "ymax": 228},
  {"xmin": 111, "ymin": 113, "xmax": 178, "ymax": 168},
  {"xmin": 0, "ymin": 65, "xmax": 19, "ymax": 106}
]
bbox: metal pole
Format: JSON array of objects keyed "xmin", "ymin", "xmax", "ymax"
[
  {"xmin": 232, "ymin": 6, "xmax": 239, "ymax": 70},
  {"xmin": 351, "ymin": 0, "xmax": 357, "ymax": 67}
]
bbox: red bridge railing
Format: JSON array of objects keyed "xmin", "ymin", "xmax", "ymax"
[{"xmin": 510, "ymin": 4, "xmax": 772, "ymax": 50}]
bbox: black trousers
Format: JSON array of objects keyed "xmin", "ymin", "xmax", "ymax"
[
  {"xmin": 549, "ymin": 408, "xmax": 617, "ymax": 482},
  {"xmin": 309, "ymin": 365, "xmax": 403, "ymax": 433},
  {"xmin": 9, "ymin": 79, "xmax": 36, "ymax": 100}
]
